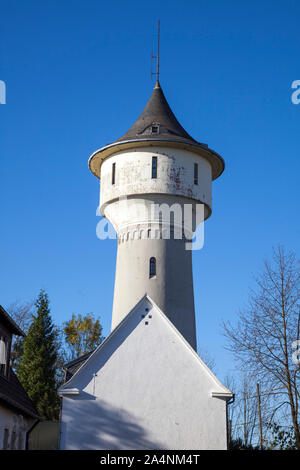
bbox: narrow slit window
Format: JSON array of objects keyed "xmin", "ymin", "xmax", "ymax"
[
  {"xmin": 149, "ymin": 257, "xmax": 156, "ymax": 278},
  {"xmin": 112, "ymin": 162, "xmax": 116, "ymax": 185},
  {"xmin": 194, "ymin": 163, "xmax": 198, "ymax": 185},
  {"xmin": 152, "ymin": 156, "xmax": 157, "ymax": 179}
]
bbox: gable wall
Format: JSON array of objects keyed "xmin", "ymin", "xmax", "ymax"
[{"xmin": 60, "ymin": 300, "xmax": 228, "ymax": 450}]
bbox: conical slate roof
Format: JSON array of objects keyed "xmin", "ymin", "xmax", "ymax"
[
  {"xmin": 115, "ymin": 81, "xmax": 200, "ymax": 146},
  {"xmin": 88, "ymin": 81, "xmax": 225, "ymax": 180}
]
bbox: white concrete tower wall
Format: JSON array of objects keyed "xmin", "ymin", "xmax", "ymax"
[
  {"xmin": 112, "ymin": 234, "xmax": 196, "ymax": 348},
  {"xmin": 100, "ymin": 147, "xmax": 212, "ymax": 215},
  {"xmin": 99, "ymin": 146, "xmax": 213, "ymax": 349},
  {"xmin": 89, "ymin": 81, "xmax": 225, "ymax": 351}
]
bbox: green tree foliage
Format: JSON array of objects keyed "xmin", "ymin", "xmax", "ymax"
[
  {"xmin": 17, "ymin": 290, "xmax": 60, "ymax": 420},
  {"xmin": 63, "ymin": 313, "xmax": 104, "ymax": 361}
]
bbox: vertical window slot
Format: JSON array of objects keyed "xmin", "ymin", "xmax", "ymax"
[
  {"xmin": 152, "ymin": 156, "xmax": 157, "ymax": 179},
  {"xmin": 194, "ymin": 163, "xmax": 198, "ymax": 185},
  {"xmin": 112, "ymin": 162, "xmax": 116, "ymax": 185},
  {"xmin": 149, "ymin": 257, "xmax": 156, "ymax": 278}
]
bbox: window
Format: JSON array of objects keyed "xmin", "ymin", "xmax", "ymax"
[
  {"xmin": 11, "ymin": 431, "xmax": 16, "ymax": 450},
  {"xmin": 18, "ymin": 431, "xmax": 24, "ymax": 450},
  {"xmin": 2, "ymin": 429, "xmax": 9, "ymax": 450},
  {"xmin": 152, "ymin": 156, "xmax": 157, "ymax": 179},
  {"xmin": 112, "ymin": 162, "xmax": 116, "ymax": 185},
  {"xmin": 0, "ymin": 336, "xmax": 8, "ymax": 377},
  {"xmin": 151, "ymin": 125, "xmax": 159, "ymax": 134},
  {"xmin": 194, "ymin": 163, "xmax": 198, "ymax": 185},
  {"xmin": 149, "ymin": 257, "xmax": 156, "ymax": 278}
]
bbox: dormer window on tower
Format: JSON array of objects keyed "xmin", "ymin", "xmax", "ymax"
[{"xmin": 151, "ymin": 124, "xmax": 160, "ymax": 134}]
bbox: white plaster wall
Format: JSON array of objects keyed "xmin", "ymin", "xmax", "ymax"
[
  {"xmin": 99, "ymin": 146, "xmax": 212, "ymax": 215},
  {"xmin": 111, "ymin": 235, "xmax": 196, "ymax": 349},
  {"xmin": 0, "ymin": 404, "xmax": 33, "ymax": 449},
  {"xmin": 103, "ymin": 193, "xmax": 206, "ymax": 237},
  {"xmin": 60, "ymin": 299, "xmax": 228, "ymax": 450},
  {"xmin": 102, "ymin": 193, "xmax": 200, "ymax": 348},
  {"xmin": 97, "ymin": 146, "xmax": 212, "ymax": 348}
]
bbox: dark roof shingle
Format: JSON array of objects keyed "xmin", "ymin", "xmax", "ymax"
[
  {"xmin": 88, "ymin": 81, "xmax": 225, "ymax": 180},
  {"xmin": 116, "ymin": 81, "xmax": 202, "ymax": 147},
  {"xmin": 0, "ymin": 369, "xmax": 39, "ymax": 418},
  {"xmin": 63, "ymin": 351, "xmax": 94, "ymax": 382}
]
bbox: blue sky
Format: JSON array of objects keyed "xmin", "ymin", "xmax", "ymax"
[{"xmin": 0, "ymin": 0, "xmax": 299, "ymax": 382}]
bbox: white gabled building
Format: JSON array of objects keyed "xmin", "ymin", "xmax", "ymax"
[
  {"xmin": 59, "ymin": 296, "xmax": 232, "ymax": 450},
  {"xmin": 59, "ymin": 77, "xmax": 233, "ymax": 449}
]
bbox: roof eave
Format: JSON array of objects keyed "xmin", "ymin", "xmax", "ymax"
[
  {"xmin": 211, "ymin": 391, "xmax": 234, "ymax": 401},
  {"xmin": 88, "ymin": 138, "xmax": 225, "ymax": 181},
  {"xmin": 0, "ymin": 305, "xmax": 25, "ymax": 336},
  {"xmin": 0, "ymin": 394, "xmax": 40, "ymax": 419}
]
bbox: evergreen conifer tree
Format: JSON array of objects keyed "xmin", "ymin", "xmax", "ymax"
[{"xmin": 17, "ymin": 289, "xmax": 60, "ymax": 420}]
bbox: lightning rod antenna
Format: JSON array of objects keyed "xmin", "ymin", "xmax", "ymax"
[{"xmin": 151, "ymin": 20, "xmax": 160, "ymax": 85}]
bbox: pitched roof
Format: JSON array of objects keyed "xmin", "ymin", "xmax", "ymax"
[
  {"xmin": 59, "ymin": 295, "xmax": 233, "ymax": 400},
  {"xmin": 0, "ymin": 305, "xmax": 25, "ymax": 336},
  {"xmin": 88, "ymin": 82, "xmax": 225, "ymax": 181},
  {"xmin": 0, "ymin": 369, "xmax": 39, "ymax": 418},
  {"xmin": 115, "ymin": 81, "xmax": 200, "ymax": 146},
  {"xmin": 0, "ymin": 305, "xmax": 38, "ymax": 418},
  {"xmin": 63, "ymin": 351, "xmax": 94, "ymax": 382}
]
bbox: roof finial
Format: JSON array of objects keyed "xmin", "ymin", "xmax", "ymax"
[
  {"xmin": 151, "ymin": 20, "xmax": 161, "ymax": 88},
  {"xmin": 157, "ymin": 20, "xmax": 160, "ymax": 85}
]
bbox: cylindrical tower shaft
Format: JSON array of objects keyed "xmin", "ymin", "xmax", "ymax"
[
  {"xmin": 112, "ymin": 231, "xmax": 197, "ymax": 349},
  {"xmin": 89, "ymin": 82, "xmax": 225, "ymax": 351}
]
